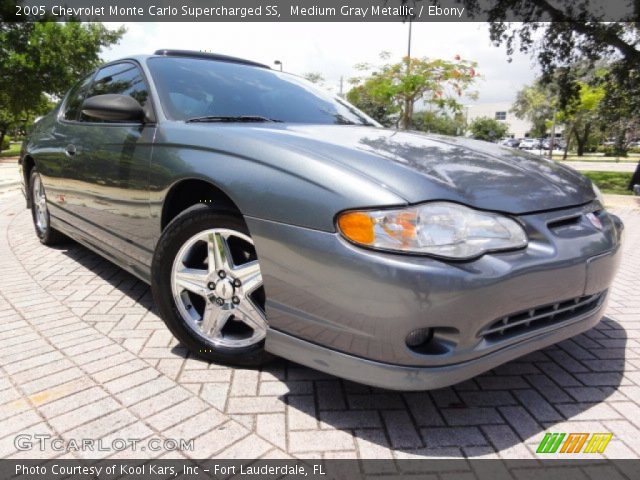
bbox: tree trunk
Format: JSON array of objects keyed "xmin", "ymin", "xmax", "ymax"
[
  {"xmin": 574, "ymin": 124, "xmax": 591, "ymax": 157},
  {"xmin": 402, "ymin": 97, "xmax": 413, "ymax": 130},
  {"xmin": 613, "ymin": 122, "xmax": 628, "ymax": 157},
  {"xmin": 562, "ymin": 138, "xmax": 570, "ymax": 160},
  {"xmin": 629, "ymin": 161, "xmax": 640, "ymax": 191},
  {"xmin": 0, "ymin": 128, "xmax": 6, "ymax": 152}
]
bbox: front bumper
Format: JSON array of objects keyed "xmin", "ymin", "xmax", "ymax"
[
  {"xmin": 266, "ymin": 298, "xmax": 606, "ymax": 390},
  {"xmin": 247, "ymin": 202, "xmax": 623, "ymax": 389}
]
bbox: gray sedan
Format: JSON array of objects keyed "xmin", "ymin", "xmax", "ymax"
[{"xmin": 20, "ymin": 50, "xmax": 623, "ymax": 390}]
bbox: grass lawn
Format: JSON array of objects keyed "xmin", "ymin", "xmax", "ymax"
[
  {"xmin": 0, "ymin": 142, "xmax": 21, "ymax": 158},
  {"xmin": 583, "ymin": 171, "xmax": 633, "ymax": 195}
]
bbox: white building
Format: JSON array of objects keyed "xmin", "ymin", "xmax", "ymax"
[{"xmin": 464, "ymin": 102, "xmax": 533, "ymax": 138}]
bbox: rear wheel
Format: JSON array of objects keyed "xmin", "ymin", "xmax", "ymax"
[
  {"xmin": 30, "ymin": 169, "xmax": 65, "ymax": 245},
  {"xmin": 151, "ymin": 204, "xmax": 271, "ymax": 366}
]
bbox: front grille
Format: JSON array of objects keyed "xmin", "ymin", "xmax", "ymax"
[{"xmin": 481, "ymin": 291, "xmax": 605, "ymax": 342}]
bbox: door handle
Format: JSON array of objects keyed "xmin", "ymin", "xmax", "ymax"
[{"xmin": 65, "ymin": 144, "xmax": 76, "ymax": 157}]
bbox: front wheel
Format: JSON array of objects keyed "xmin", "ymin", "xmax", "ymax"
[{"xmin": 151, "ymin": 204, "xmax": 272, "ymax": 366}]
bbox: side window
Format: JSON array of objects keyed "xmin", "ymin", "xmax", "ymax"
[
  {"xmin": 81, "ymin": 63, "xmax": 150, "ymax": 122},
  {"xmin": 62, "ymin": 75, "xmax": 93, "ymax": 121}
]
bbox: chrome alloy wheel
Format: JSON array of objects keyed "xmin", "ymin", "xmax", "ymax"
[
  {"xmin": 32, "ymin": 175, "xmax": 48, "ymax": 233},
  {"xmin": 170, "ymin": 228, "xmax": 267, "ymax": 348}
]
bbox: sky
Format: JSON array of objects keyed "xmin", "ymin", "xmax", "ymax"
[{"xmin": 102, "ymin": 22, "xmax": 539, "ymax": 105}]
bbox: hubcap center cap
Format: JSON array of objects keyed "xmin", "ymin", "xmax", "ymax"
[{"xmin": 214, "ymin": 278, "xmax": 235, "ymax": 300}]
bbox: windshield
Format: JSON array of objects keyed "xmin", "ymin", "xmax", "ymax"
[{"xmin": 147, "ymin": 57, "xmax": 378, "ymax": 125}]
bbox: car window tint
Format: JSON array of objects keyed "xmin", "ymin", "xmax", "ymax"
[
  {"xmin": 62, "ymin": 75, "xmax": 93, "ymax": 121},
  {"xmin": 81, "ymin": 63, "xmax": 149, "ymax": 122},
  {"xmin": 147, "ymin": 57, "xmax": 377, "ymax": 126}
]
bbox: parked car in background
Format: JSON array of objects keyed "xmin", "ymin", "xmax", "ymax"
[
  {"xmin": 500, "ymin": 138, "xmax": 521, "ymax": 148},
  {"xmin": 19, "ymin": 50, "xmax": 624, "ymax": 390},
  {"xmin": 519, "ymin": 138, "xmax": 541, "ymax": 150},
  {"xmin": 540, "ymin": 138, "xmax": 566, "ymax": 151}
]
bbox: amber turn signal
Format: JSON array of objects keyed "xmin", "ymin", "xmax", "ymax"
[{"xmin": 337, "ymin": 211, "xmax": 375, "ymax": 245}]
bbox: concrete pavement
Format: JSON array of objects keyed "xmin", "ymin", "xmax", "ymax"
[
  {"xmin": 0, "ymin": 191, "xmax": 639, "ymax": 459},
  {"xmin": 559, "ymin": 161, "xmax": 637, "ymax": 173}
]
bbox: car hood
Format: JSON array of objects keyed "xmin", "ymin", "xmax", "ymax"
[{"xmin": 195, "ymin": 124, "xmax": 596, "ymax": 214}]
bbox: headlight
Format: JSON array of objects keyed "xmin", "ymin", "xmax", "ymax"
[
  {"xmin": 337, "ymin": 202, "xmax": 528, "ymax": 260},
  {"xmin": 592, "ymin": 182, "xmax": 604, "ymax": 206}
]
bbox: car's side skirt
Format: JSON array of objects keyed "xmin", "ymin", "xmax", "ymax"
[{"xmin": 50, "ymin": 214, "xmax": 152, "ymax": 284}]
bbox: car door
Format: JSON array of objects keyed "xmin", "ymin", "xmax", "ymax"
[
  {"xmin": 35, "ymin": 74, "xmax": 94, "ymax": 218},
  {"xmin": 64, "ymin": 62, "xmax": 157, "ymax": 272}
]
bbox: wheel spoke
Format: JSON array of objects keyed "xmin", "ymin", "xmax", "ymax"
[
  {"xmin": 234, "ymin": 300, "xmax": 267, "ymax": 334},
  {"xmin": 174, "ymin": 267, "xmax": 209, "ymax": 298},
  {"xmin": 207, "ymin": 232, "xmax": 231, "ymax": 273},
  {"xmin": 233, "ymin": 260, "xmax": 262, "ymax": 293},
  {"xmin": 200, "ymin": 304, "xmax": 232, "ymax": 338}
]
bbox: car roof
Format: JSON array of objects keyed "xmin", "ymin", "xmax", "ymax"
[{"xmin": 121, "ymin": 50, "xmax": 271, "ymax": 69}]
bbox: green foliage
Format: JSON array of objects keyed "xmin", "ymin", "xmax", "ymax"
[
  {"xmin": 0, "ymin": 142, "xmax": 21, "ymax": 157},
  {"xmin": 0, "ymin": 13, "xmax": 124, "ymax": 147},
  {"xmin": 302, "ymin": 72, "xmax": 325, "ymax": 85},
  {"xmin": 596, "ymin": 145, "xmax": 628, "ymax": 157},
  {"xmin": 557, "ymin": 82, "xmax": 605, "ymax": 156},
  {"xmin": 348, "ymin": 52, "xmax": 478, "ymax": 129},
  {"xmin": 448, "ymin": 1, "xmax": 639, "ymax": 166},
  {"xmin": 468, "ymin": 116, "xmax": 508, "ymax": 142},
  {"xmin": 1, "ymin": 135, "xmax": 10, "ymax": 150},
  {"xmin": 0, "ymin": 21, "xmax": 125, "ymax": 111},
  {"xmin": 511, "ymin": 82, "xmax": 557, "ymax": 138},
  {"xmin": 598, "ymin": 66, "xmax": 640, "ymax": 156},
  {"xmin": 582, "ymin": 171, "xmax": 633, "ymax": 196},
  {"xmin": 346, "ymin": 84, "xmax": 398, "ymax": 126},
  {"xmin": 452, "ymin": 2, "xmax": 639, "ymax": 111},
  {"xmin": 411, "ymin": 111, "xmax": 466, "ymax": 136}
]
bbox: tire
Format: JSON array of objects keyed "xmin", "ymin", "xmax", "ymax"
[
  {"xmin": 151, "ymin": 203, "xmax": 272, "ymax": 366},
  {"xmin": 30, "ymin": 169, "xmax": 65, "ymax": 245}
]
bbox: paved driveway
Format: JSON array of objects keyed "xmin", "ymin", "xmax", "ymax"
[
  {"xmin": 559, "ymin": 161, "xmax": 637, "ymax": 173},
  {"xmin": 1, "ymin": 191, "xmax": 639, "ymax": 459}
]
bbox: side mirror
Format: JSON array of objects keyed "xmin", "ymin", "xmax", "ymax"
[{"xmin": 81, "ymin": 94, "xmax": 145, "ymax": 122}]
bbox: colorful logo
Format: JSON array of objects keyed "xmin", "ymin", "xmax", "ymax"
[
  {"xmin": 586, "ymin": 212, "xmax": 603, "ymax": 230},
  {"xmin": 536, "ymin": 432, "xmax": 612, "ymax": 454}
]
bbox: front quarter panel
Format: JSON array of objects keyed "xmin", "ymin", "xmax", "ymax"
[{"xmin": 148, "ymin": 123, "xmax": 406, "ymax": 243}]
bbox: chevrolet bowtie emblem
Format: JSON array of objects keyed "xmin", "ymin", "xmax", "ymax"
[{"xmin": 586, "ymin": 212, "xmax": 603, "ymax": 230}]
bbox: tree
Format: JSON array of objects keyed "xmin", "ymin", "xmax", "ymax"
[
  {"xmin": 469, "ymin": 116, "xmax": 509, "ymax": 142},
  {"xmin": 0, "ymin": 10, "xmax": 124, "ymax": 146},
  {"xmin": 448, "ymin": 0, "xmax": 639, "ymax": 188},
  {"xmin": 511, "ymin": 82, "xmax": 556, "ymax": 138},
  {"xmin": 513, "ymin": 67, "xmax": 607, "ymax": 157},
  {"xmin": 346, "ymin": 84, "xmax": 397, "ymax": 126},
  {"xmin": 412, "ymin": 110, "xmax": 466, "ymax": 136},
  {"xmin": 556, "ymin": 82, "xmax": 604, "ymax": 156},
  {"xmin": 0, "ymin": 91, "xmax": 51, "ymax": 149},
  {"xmin": 303, "ymin": 72, "xmax": 325, "ymax": 85},
  {"xmin": 349, "ymin": 52, "xmax": 478, "ymax": 129},
  {"xmin": 452, "ymin": 1, "xmax": 638, "ymax": 103},
  {"xmin": 598, "ymin": 67, "xmax": 640, "ymax": 158}
]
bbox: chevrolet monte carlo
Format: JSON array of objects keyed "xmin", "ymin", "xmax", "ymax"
[{"xmin": 20, "ymin": 50, "xmax": 623, "ymax": 390}]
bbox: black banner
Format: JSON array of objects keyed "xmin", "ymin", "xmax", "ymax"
[
  {"xmin": 1, "ymin": 459, "xmax": 639, "ymax": 480},
  {"xmin": 7, "ymin": 0, "xmax": 639, "ymax": 22}
]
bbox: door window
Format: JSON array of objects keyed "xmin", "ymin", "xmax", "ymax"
[
  {"xmin": 81, "ymin": 63, "xmax": 150, "ymax": 122},
  {"xmin": 62, "ymin": 74, "xmax": 93, "ymax": 121}
]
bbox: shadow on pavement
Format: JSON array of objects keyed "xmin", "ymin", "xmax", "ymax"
[{"xmin": 60, "ymin": 239, "xmax": 626, "ymax": 457}]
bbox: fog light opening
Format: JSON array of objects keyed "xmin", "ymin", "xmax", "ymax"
[
  {"xmin": 406, "ymin": 328, "xmax": 433, "ymax": 348},
  {"xmin": 406, "ymin": 327, "xmax": 459, "ymax": 355}
]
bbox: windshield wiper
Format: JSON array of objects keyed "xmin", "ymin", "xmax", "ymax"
[{"xmin": 185, "ymin": 115, "xmax": 283, "ymax": 123}]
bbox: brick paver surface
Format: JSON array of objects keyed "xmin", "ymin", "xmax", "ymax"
[{"xmin": 1, "ymin": 191, "xmax": 639, "ymax": 459}]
